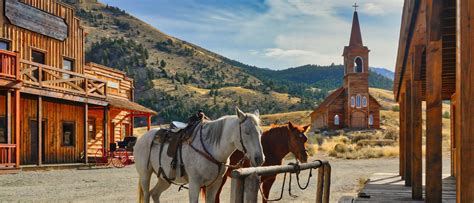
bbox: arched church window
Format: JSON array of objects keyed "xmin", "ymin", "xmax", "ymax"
[
  {"xmin": 363, "ymin": 96, "xmax": 367, "ymax": 107},
  {"xmin": 354, "ymin": 56, "xmax": 363, "ymax": 73},
  {"xmin": 334, "ymin": 115, "xmax": 340, "ymax": 126},
  {"xmin": 356, "ymin": 95, "xmax": 361, "ymax": 108},
  {"xmin": 351, "ymin": 96, "xmax": 355, "ymax": 107},
  {"xmin": 369, "ymin": 114, "xmax": 374, "ymax": 126}
]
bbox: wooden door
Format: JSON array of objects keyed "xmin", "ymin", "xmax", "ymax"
[
  {"xmin": 351, "ymin": 111, "xmax": 367, "ymax": 128},
  {"xmin": 28, "ymin": 120, "xmax": 46, "ymax": 164}
]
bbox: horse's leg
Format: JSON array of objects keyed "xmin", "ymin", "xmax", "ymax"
[
  {"xmin": 205, "ymin": 177, "xmax": 224, "ymax": 203},
  {"xmin": 214, "ymin": 175, "xmax": 227, "ymax": 203},
  {"xmin": 261, "ymin": 175, "xmax": 276, "ymax": 203},
  {"xmin": 139, "ymin": 168, "xmax": 153, "ymax": 203},
  {"xmin": 150, "ymin": 177, "xmax": 171, "ymax": 203},
  {"xmin": 188, "ymin": 181, "xmax": 202, "ymax": 203}
]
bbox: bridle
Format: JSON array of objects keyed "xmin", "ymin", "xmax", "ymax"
[{"xmin": 188, "ymin": 114, "xmax": 251, "ymax": 185}]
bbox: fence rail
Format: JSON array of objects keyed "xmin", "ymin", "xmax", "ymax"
[
  {"xmin": 230, "ymin": 160, "xmax": 331, "ymax": 203},
  {"xmin": 0, "ymin": 50, "xmax": 19, "ymax": 79},
  {"xmin": 19, "ymin": 60, "xmax": 108, "ymax": 98},
  {"xmin": 0, "ymin": 144, "xmax": 16, "ymax": 168}
]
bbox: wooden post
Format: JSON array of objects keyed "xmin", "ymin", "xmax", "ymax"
[
  {"xmin": 6, "ymin": 91, "xmax": 11, "ymax": 144},
  {"xmin": 323, "ymin": 164, "xmax": 331, "ymax": 203},
  {"xmin": 37, "ymin": 96, "xmax": 42, "ymax": 166},
  {"xmin": 404, "ymin": 79, "xmax": 413, "ymax": 187},
  {"xmin": 103, "ymin": 107, "xmax": 108, "ymax": 152},
  {"xmin": 84, "ymin": 103, "xmax": 88, "ymax": 164},
  {"xmin": 425, "ymin": 40, "xmax": 443, "ymax": 203},
  {"xmin": 244, "ymin": 174, "xmax": 258, "ymax": 202},
  {"xmin": 399, "ymin": 93, "xmax": 406, "ymax": 179},
  {"xmin": 316, "ymin": 167, "xmax": 324, "ymax": 203},
  {"xmin": 456, "ymin": 0, "xmax": 474, "ymax": 201},
  {"xmin": 411, "ymin": 47, "xmax": 423, "ymax": 200},
  {"xmin": 230, "ymin": 177, "xmax": 244, "ymax": 203},
  {"xmin": 147, "ymin": 114, "xmax": 151, "ymax": 131},
  {"xmin": 14, "ymin": 89, "xmax": 19, "ymax": 168},
  {"xmin": 130, "ymin": 114, "xmax": 134, "ymax": 137}
]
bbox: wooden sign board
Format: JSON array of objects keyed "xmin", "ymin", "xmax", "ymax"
[{"xmin": 5, "ymin": 0, "xmax": 68, "ymax": 41}]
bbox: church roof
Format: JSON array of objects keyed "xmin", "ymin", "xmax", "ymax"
[
  {"xmin": 349, "ymin": 11, "xmax": 364, "ymax": 47},
  {"xmin": 310, "ymin": 87, "xmax": 345, "ymax": 115}
]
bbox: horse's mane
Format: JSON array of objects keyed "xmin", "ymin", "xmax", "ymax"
[{"xmin": 201, "ymin": 114, "xmax": 261, "ymax": 146}]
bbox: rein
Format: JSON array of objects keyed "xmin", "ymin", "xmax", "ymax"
[{"xmin": 188, "ymin": 115, "xmax": 249, "ymax": 186}]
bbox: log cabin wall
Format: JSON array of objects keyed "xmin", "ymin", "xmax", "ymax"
[
  {"xmin": 19, "ymin": 94, "xmax": 84, "ymax": 164},
  {"xmin": 0, "ymin": 0, "xmax": 85, "ymax": 74},
  {"xmin": 85, "ymin": 63, "xmax": 133, "ymax": 100}
]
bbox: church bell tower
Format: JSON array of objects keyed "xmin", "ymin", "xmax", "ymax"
[{"xmin": 343, "ymin": 4, "xmax": 370, "ymax": 128}]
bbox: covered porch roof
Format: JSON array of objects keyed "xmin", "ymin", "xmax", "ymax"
[{"xmin": 106, "ymin": 96, "xmax": 156, "ymax": 115}]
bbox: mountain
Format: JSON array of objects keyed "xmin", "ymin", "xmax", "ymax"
[
  {"xmin": 370, "ymin": 67, "xmax": 395, "ymax": 80},
  {"xmin": 62, "ymin": 0, "xmax": 393, "ymax": 123}
]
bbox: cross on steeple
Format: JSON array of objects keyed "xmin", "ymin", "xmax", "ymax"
[{"xmin": 353, "ymin": 3, "xmax": 359, "ymax": 12}]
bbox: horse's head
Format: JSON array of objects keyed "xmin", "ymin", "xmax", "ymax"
[
  {"xmin": 235, "ymin": 107, "xmax": 265, "ymax": 167},
  {"xmin": 287, "ymin": 122, "xmax": 310, "ymax": 163}
]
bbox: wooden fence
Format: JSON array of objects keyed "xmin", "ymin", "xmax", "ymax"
[
  {"xmin": 230, "ymin": 160, "xmax": 331, "ymax": 203},
  {"xmin": 0, "ymin": 144, "xmax": 16, "ymax": 168}
]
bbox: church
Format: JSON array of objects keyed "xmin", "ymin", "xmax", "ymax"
[{"xmin": 310, "ymin": 8, "xmax": 381, "ymax": 130}]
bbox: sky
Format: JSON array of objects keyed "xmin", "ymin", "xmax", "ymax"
[{"xmin": 101, "ymin": 0, "xmax": 404, "ymax": 71}]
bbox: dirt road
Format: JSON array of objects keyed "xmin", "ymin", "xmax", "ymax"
[{"xmin": 0, "ymin": 154, "xmax": 409, "ymax": 202}]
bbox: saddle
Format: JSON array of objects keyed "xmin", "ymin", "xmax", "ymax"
[{"xmin": 153, "ymin": 110, "xmax": 207, "ymax": 180}]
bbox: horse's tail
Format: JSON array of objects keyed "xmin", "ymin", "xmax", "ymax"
[
  {"xmin": 201, "ymin": 187, "xmax": 206, "ymax": 201},
  {"xmin": 138, "ymin": 179, "xmax": 144, "ymax": 203}
]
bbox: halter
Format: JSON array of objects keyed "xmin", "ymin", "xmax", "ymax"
[{"xmin": 238, "ymin": 114, "xmax": 249, "ymax": 154}]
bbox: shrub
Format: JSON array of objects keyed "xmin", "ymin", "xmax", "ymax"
[
  {"xmin": 392, "ymin": 105, "xmax": 400, "ymax": 112},
  {"xmin": 442, "ymin": 111, "xmax": 450, "ymax": 119}
]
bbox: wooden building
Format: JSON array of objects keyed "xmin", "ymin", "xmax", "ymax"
[
  {"xmin": 310, "ymin": 9, "xmax": 381, "ymax": 130},
  {"xmin": 0, "ymin": 0, "xmax": 156, "ymax": 172},
  {"xmin": 395, "ymin": 0, "xmax": 474, "ymax": 202}
]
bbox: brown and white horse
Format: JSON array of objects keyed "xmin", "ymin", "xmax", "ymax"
[{"xmin": 214, "ymin": 122, "xmax": 310, "ymax": 202}]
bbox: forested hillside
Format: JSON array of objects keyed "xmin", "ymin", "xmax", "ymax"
[{"xmin": 62, "ymin": 0, "xmax": 394, "ymax": 123}]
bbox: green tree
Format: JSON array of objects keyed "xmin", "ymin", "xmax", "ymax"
[{"xmin": 160, "ymin": 60, "xmax": 167, "ymax": 68}]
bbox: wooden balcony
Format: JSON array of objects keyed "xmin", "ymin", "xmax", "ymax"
[
  {"xmin": 19, "ymin": 60, "xmax": 108, "ymax": 99},
  {"xmin": 0, "ymin": 50, "xmax": 19, "ymax": 83},
  {"xmin": 0, "ymin": 144, "xmax": 16, "ymax": 169}
]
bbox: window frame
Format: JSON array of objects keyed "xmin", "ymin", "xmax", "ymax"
[
  {"xmin": 368, "ymin": 114, "xmax": 374, "ymax": 126},
  {"xmin": 334, "ymin": 114, "xmax": 340, "ymax": 126},
  {"xmin": 61, "ymin": 121, "xmax": 76, "ymax": 147},
  {"xmin": 362, "ymin": 96, "xmax": 367, "ymax": 107},
  {"xmin": 354, "ymin": 56, "xmax": 363, "ymax": 73},
  {"xmin": 62, "ymin": 57, "xmax": 75, "ymax": 79},
  {"xmin": 87, "ymin": 117, "xmax": 96, "ymax": 140},
  {"xmin": 0, "ymin": 40, "xmax": 11, "ymax": 51},
  {"xmin": 356, "ymin": 94, "xmax": 361, "ymax": 108},
  {"xmin": 351, "ymin": 96, "xmax": 355, "ymax": 107}
]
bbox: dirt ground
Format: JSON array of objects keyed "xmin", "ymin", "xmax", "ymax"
[{"xmin": 0, "ymin": 154, "xmax": 450, "ymax": 203}]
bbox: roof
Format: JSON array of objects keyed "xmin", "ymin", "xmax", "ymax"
[
  {"xmin": 310, "ymin": 87, "xmax": 345, "ymax": 116},
  {"xmin": 349, "ymin": 11, "xmax": 364, "ymax": 47},
  {"xmin": 369, "ymin": 94, "xmax": 382, "ymax": 107},
  {"xmin": 107, "ymin": 96, "xmax": 157, "ymax": 115}
]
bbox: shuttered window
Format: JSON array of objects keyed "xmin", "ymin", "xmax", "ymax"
[{"xmin": 62, "ymin": 121, "xmax": 75, "ymax": 146}]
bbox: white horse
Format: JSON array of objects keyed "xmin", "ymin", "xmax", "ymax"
[{"xmin": 134, "ymin": 107, "xmax": 265, "ymax": 203}]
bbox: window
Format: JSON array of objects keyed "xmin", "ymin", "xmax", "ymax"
[
  {"xmin": 351, "ymin": 96, "xmax": 355, "ymax": 107},
  {"xmin": 354, "ymin": 56, "xmax": 363, "ymax": 73},
  {"xmin": 334, "ymin": 115, "xmax": 340, "ymax": 126},
  {"xmin": 0, "ymin": 41, "xmax": 10, "ymax": 50},
  {"xmin": 363, "ymin": 96, "xmax": 367, "ymax": 107},
  {"xmin": 356, "ymin": 95, "xmax": 361, "ymax": 108},
  {"xmin": 88, "ymin": 118, "xmax": 96, "ymax": 140},
  {"xmin": 62, "ymin": 58, "xmax": 74, "ymax": 79},
  {"xmin": 32, "ymin": 50, "xmax": 46, "ymax": 81},
  {"xmin": 0, "ymin": 116, "xmax": 6, "ymax": 143},
  {"xmin": 62, "ymin": 121, "xmax": 75, "ymax": 146},
  {"xmin": 369, "ymin": 114, "xmax": 374, "ymax": 126}
]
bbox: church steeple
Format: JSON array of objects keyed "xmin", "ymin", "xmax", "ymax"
[{"xmin": 349, "ymin": 5, "xmax": 363, "ymax": 47}]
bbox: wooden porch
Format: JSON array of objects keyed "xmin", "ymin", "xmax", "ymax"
[{"xmin": 345, "ymin": 173, "xmax": 455, "ymax": 202}]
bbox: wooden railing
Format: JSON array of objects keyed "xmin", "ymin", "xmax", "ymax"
[
  {"xmin": 0, "ymin": 50, "xmax": 19, "ymax": 79},
  {"xmin": 20, "ymin": 60, "xmax": 108, "ymax": 99},
  {"xmin": 0, "ymin": 144, "xmax": 16, "ymax": 168}
]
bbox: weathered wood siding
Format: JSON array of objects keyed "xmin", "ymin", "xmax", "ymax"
[
  {"xmin": 19, "ymin": 95, "xmax": 84, "ymax": 164},
  {"xmin": 0, "ymin": 0, "xmax": 85, "ymax": 74},
  {"xmin": 85, "ymin": 63, "xmax": 133, "ymax": 100},
  {"xmin": 87, "ymin": 108, "xmax": 104, "ymax": 157},
  {"xmin": 369, "ymin": 96, "xmax": 381, "ymax": 129}
]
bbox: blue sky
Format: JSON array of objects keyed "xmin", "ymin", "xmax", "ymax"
[{"xmin": 101, "ymin": 0, "xmax": 403, "ymax": 71}]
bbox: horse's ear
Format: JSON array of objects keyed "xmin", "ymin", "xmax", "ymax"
[
  {"xmin": 303, "ymin": 125, "xmax": 310, "ymax": 132},
  {"xmin": 254, "ymin": 109, "xmax": 260, "ymax": 118},
  {"xmin": 288, "ymin": 121, "xmax": 294, "ymax": 129},
  {"xmin": 235, "ymin": 106, "xmax": 245, "ymax": 120}
]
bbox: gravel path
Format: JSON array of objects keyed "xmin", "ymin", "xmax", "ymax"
[{"xmin": 0, "ymin": 155, "xmax": 449, "ymax": 202}]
